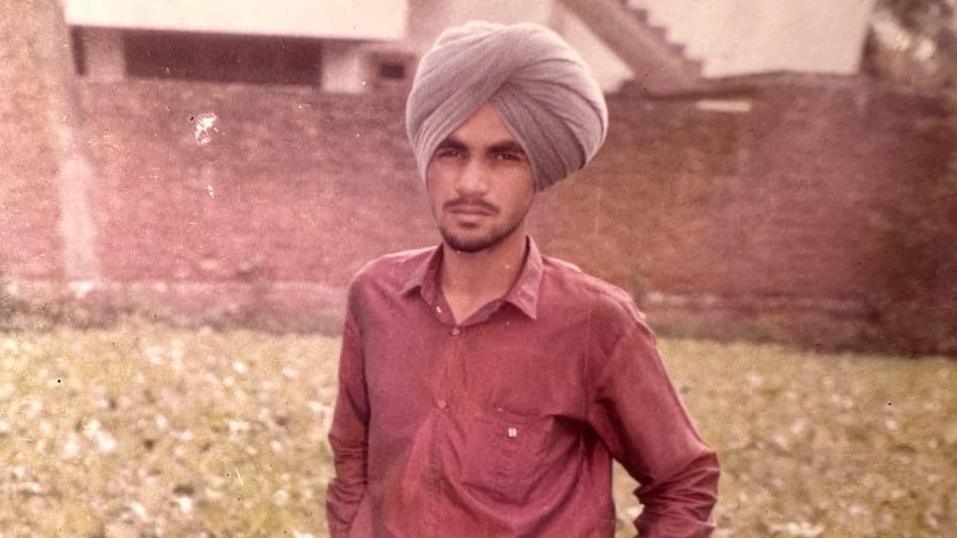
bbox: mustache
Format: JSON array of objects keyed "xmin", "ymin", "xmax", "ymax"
[{"xmin": 444, "ymin": 198, "xmax": 500, "ymax": 214}]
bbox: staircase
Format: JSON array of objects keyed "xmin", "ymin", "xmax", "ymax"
[
  {"xmin": 557, "ymin": 0, "xmax": 706, "ymax": 95},
  {"xmin": 566, "ymin": 0, "xmax": 878, "ymax": 94}
]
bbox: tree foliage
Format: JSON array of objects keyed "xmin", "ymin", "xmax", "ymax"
[
  {"xmin": 868, "ymin": 0, "xmax": 956, "ymax": 89},
  {"xmin": 879, "ymin": 0, "xmax": 954, "ymax": 32},
  {"xmin": 868, "ymin": 0, "xmax": 957, "ymax": 355}
]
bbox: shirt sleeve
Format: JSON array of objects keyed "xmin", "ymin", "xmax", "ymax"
[
  {"xmin": 587, "ymin": 319, "xmax": 720, "ymax": 538},
  {"xmin": 325, "ymin": 286, "xmax": 370, "ymax": 537}
]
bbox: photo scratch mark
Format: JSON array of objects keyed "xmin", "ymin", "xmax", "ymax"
[{"xmin": 190, "ymin": 112, "xmax": 219, "ymax": 145}]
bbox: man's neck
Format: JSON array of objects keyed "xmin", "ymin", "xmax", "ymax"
[{"xmin": 439, "ymin": 230, "xmax": 529, "ymax": 324}]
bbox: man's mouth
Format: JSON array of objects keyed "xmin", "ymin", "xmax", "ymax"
[
  {"xmin": 450, "ymin": 207, "xmax": 493, "ymax": 216},
  {"xmin": 445, "ymin": 201, "xmax": 498, "ymax": 216}
]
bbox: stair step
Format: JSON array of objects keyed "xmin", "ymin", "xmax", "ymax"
[
  {"xmin": 624, "ymin": 5, "xmax": 695, "ymax": 65},
  {"xmin": 629, "ymin": 7, "xmax": 649, "ymax": 23},
  {"xmin": 559, "ymin": 0, "xmax": 704, "ymax": 94},
  {"xmin": 646, "ymin": 24, "xmax": 667, "ymax": 41},
  {"xmin": 684, "ymin": 57, "xmax": 704, "ymax": 77}
]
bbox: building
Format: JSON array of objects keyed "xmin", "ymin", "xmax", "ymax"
[{"xmin": 65, "ymin": 0, "xmax": 876, "ymax": 94}]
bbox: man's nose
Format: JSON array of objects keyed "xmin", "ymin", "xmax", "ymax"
[{"xmin": 455, "ymin": 158, "xmax": 489, "ymax": 195}]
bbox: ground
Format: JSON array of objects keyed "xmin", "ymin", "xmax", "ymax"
[{"xmin": 0, "ymin": 324, "xmax": 954, "ymax": 537}]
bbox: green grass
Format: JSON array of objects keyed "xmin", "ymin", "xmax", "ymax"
[{"xmin": 0, "ymin": 324, "xmax": 954, "ymax": 537}]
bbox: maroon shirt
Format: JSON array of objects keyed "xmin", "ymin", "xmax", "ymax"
[{"xmin": 326, "ymin": 238, "xmax": 719, "ymax": 537}]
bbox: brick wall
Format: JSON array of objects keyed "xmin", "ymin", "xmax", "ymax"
[
  {"xmin": 529, "ymin": 79, "xmax": 954, "ymax": 350},
  {"xmin": 80, "ymin": 82, "xmax": 432, "ymax": 285},
  {"xmin": 1, "ymin": 37, "xmax": 953, "ymax": 351}
]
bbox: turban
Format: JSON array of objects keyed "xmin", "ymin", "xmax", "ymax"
[{"xmin": 405, "ymin": 21, "xmax": 609, "ymax": 191}]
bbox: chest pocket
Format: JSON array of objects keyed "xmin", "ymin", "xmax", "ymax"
[{"xmin": 455, "ymin": 407, "xmax": 554, "ymax": 505}]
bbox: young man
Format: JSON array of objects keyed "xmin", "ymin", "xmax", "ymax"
[{"xmin": 326, "ymin": 22, "xmax": 719, "ymax": 537}]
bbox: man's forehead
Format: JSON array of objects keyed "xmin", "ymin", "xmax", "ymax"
[{"xmin": 442, "ymin": 103, "xmax": 517, "ymax": 145}]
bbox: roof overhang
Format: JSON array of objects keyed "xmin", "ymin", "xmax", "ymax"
[{"xmin": 63, "ymin": 0, "xmax": 408, "ymax": 40}]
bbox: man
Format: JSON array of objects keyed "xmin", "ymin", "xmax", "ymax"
[{"xmin": 326, "ymin": 21, "xmax": 719, "ymax": 537}]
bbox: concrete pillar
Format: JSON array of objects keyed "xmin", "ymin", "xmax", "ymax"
[
  {"xmin": 321, "ymin": 41, "xmax": 367, "ymax": 93},
  {"xmin": 80, "ymin": 27, "xmax": 126, "ymax": 81},
  {"xmin": 30, "ymin": 0, "xmax": 102, "ymax": 283}
]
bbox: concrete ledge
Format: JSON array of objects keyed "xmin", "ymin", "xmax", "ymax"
[{"xmin": 4, "ymin": 279, "xmax": 349, "ymax": 333}]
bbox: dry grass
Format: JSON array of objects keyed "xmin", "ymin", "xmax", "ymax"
[{"xmin": 0, "ymin": 324, "xmax": 954, "ymax": 537}]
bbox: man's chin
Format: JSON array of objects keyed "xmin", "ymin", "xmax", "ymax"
[
  {"xmin": 443, "ymin": 237, "xmax": 495, "ymax": 253},
  {"xmin": 440, "ymin": 230, "xmax": 498, "ymax": 253}
]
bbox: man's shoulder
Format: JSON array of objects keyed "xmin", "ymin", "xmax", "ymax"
[
  {"xmin": 539, "ymin": 253, "xmax": 645, "ymax": 326},
  {"xmin": 350, "ymin": 246, "xmax": 435, "ymax": 289}
]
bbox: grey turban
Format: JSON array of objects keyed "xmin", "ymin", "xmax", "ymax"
[{"xmin": 405, "ymin": 21, "xmax": 609, "ymax": 191}]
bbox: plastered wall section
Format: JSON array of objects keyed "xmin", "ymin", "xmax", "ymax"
[{"xmin": 0, "ymin": 0, "xmax": 64, "ymax": 280}]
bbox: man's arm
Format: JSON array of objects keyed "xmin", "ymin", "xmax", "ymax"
[
  {"xmin": 325, "ymin": 289, "xmax": 369, "ymax": 537},
  {"xmin": 587, "ymin": 319, "xmax": 720, "ymax": 538}
]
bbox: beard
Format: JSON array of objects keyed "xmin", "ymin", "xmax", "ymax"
[
  {"xmin": 438, "ymin": 203, "xmax": 528, "ymax": 253},
  {"xmin": 434, "ymin": 193, "xmax": 533, "ymax": 253},
  {"xmin": 439, "ymin": 218, "xmax": 524, "ymax": 253}
]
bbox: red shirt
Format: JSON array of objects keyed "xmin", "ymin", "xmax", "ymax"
[{"xmin": 326, "ymin": 238, "xmax": 719, "ymax": 537}]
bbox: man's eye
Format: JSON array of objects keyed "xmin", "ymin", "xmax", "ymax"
[
  {"xmin": 496, "ymin": 152, "xmax": 524, "ymax": 162},
  {"xmin": 436, "ymin": 148, "xmax": 462, "ymax": 159}
]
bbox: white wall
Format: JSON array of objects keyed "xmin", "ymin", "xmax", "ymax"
[
  {"xmin": 631, "ymin": 0, "xmax": 876, "ymax": 77},
  {"xmin": 65, "ymin": 0, "xmax": 877, "ymax": 89},
  {"xmin": 405, "ymin": 0, "xmax": 552, "ymax": 50},
  {"xmin": 407, "ymin": 0, "xmax": 875, "ymax": 91},
  {"xmin": 405, "ymin": 0, "xmax": 629, "ymax": 92},
  {"xmin": 64, "ymin": 0, "xmax": 408, "ymax": 40}
]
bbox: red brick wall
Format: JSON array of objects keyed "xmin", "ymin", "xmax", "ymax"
[
  {"xmin": 529, "ymin": 80, "xmax": 954, "ymax": 350},
  {"xmin": 80, "ymin": 81, "xmax": 433, "ymax": 285},
  {"xmin": 1, "ymin": 68, "xmax": 952, "ymax": 351},
  {"xmin": 536, "ymin": 81, "xmax": 951, "ymax": 302}
]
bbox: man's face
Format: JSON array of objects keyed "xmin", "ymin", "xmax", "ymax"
[{"xmin": 426, "ymin": 103, "xmax": 535, "ymax": 253}]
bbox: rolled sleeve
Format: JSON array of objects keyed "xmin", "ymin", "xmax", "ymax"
[{"xmin": 587, "ymin": 320, "xmax": 720, "ymax": 537}]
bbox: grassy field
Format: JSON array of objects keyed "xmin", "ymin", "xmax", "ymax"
[{"xmin": 0, "ymin": 324, "xmax": 954, "ymax": 537}]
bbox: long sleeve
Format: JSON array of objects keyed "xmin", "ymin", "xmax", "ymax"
[
  {"xmin": 587, "ymin": 320, "xmax": 720, "ymax": 538},
  {"xmin": 325, "ymin": 288, "xmax": 370, "ymax": 537}
]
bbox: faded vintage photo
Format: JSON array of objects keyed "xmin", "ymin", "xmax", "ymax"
[{"xmin": 1, "ymin": 1, "xmax": 955, "ymax": 537}]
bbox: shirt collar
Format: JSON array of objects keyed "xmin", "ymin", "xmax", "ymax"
[{"xmin": 400, "ymin": 237, "xmax": 544, "ymax": 320}]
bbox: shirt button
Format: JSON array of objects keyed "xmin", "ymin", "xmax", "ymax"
[
  {"xmin": 437, "ymin": 399, "xmax": 448, "ymax": 409},
  {"xmin": 450, "ymin": 327, "xmax": 461, "ymax": 336}
]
